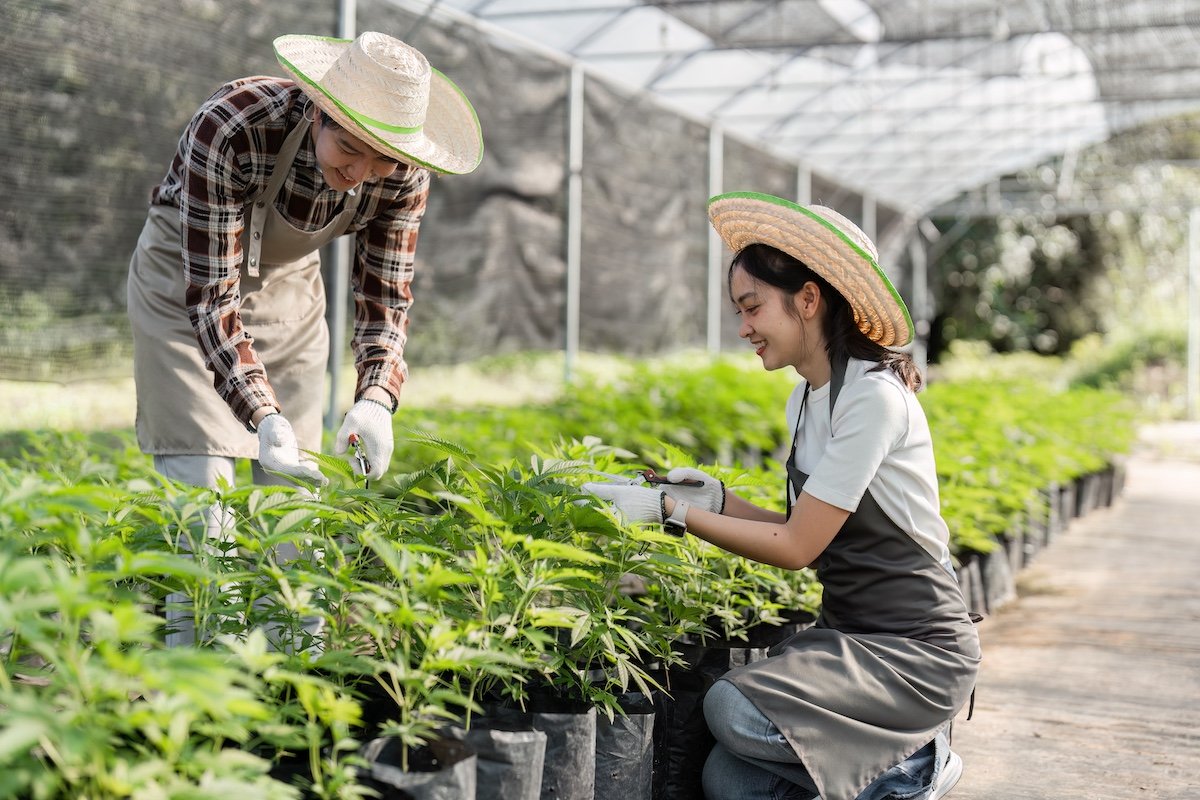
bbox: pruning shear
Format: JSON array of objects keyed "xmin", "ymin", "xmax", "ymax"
[
  {"xmin": 590, "ymin": 469, "xmax": 704, "ymax": 488},
  {"xmin": 349, "ymin": 432, "xmax": 371, "ymax": 487},
  {"xmin": 588, "ymin": 469, "xmax": 702, "ymax": 583},
  {"xmin": 640, "ymin": 468, "xmax": 704, "ymax": 488}
]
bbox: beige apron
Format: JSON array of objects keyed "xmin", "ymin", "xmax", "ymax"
[{"xmin": 128, "ymin": 118, "xmax": 361, "ymax": 458}]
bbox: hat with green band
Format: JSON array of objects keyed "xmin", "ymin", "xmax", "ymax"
[
  {"xmin": 274, "ymin": 32, "xmax": 483, "ymax": 175},
  {"xmin": 708, "ymin": 191, "xmax": 914, "ymax": 347}
]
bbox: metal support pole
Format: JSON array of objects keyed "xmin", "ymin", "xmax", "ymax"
[
  {"xmin": 706, "ymin": 124, "xmax": 724, "ymax": 354},
  {"xmin": 862, "ymin": 192, "xmax": 877, "ymax": 246},
  {"xmin": 909, "ymin": 233, "xmax": 929, "ymax": 377},
  {"xmin": 325, "ymin": 0, "xmax": 357, "ymax": 431},
  {"xmin": 337, "ymin": 0, "xmax": 356, "ymax": 40},
  {"xmin": 797, "ymin": 165, "xmax": 812, "ymax": 206},
  {"xmin": 564, "ymin": 63, "xmax": 584, "ymax": 382},
  {"xmin": 1189, "ymin": 207, "xmax": 1200, "ymax": 419},
  {"xmin": 324, "ymin": 241, "xmax": 353, "ymax": 431}
]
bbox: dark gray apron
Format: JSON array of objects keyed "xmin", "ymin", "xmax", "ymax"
[
  {"xmin": 723, "ymin": 360, "xmax": 980, "ymax": 800},
  {"xmin": 128, "ymin": 117, "xmax": 361, "ymax": 457}
]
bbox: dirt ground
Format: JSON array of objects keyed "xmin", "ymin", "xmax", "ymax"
[{"xmin": 948, "ymin": 422, "xmax": 1200, "ymax": 799}]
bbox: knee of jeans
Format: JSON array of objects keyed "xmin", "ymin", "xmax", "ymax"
[
  {"xmin": 703, "ymin": 679, "xmax": 738, "ymax": 742},
  {"xmin": 705, "ymin": 678, "xmax": 773, "ymax": 752},
  {"xmin": 702, "ymin": 742, "xmax": 741, "ymax": 800}
]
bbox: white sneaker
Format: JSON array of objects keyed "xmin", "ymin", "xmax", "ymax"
[{"xmin": 932, "ymin": 749, "xmax": 963, "ymax": 799}]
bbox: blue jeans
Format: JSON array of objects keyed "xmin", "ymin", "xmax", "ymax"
[
  {"xmin": 702, "ymin": 679, "xmax": 945, "ymax": 800},
  {"xmin": 153, "ymin": 454, "xmax": 323, "ymax": 652}
]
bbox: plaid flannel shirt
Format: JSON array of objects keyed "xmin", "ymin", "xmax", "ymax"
[{"xmin": 151, "ymin": 77, "xmax": 429, "ymax": 427}]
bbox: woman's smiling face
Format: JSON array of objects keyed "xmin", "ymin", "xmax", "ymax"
[{"xmin": 730, "ymin": 264, "xmax": 806, "ymax": 372}]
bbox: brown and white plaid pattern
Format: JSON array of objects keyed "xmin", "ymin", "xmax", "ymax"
[{"xmin": 151, "ymin": 77, "xmax": 429, "ymax": 425}]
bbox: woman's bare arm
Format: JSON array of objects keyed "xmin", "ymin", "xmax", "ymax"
[{"xmin": 669, "ymin": 492, "xmax": 847, "ymax": 570}]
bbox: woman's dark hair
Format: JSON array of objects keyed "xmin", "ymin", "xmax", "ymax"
[{"xmin": 728, "ymin": 243, "xmax": 922, "ymax": 391}]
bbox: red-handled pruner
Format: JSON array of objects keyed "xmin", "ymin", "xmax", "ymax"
[
  {"xmin": 589, "ymin": 469, "xmax": 705, "ymax": 488},
  {"xmin": 640, "ymin": 469, "xmax": 704, "ymax": 487},
  {"xmin": 349, "ymin": 432, "xmax": 371, "ymax": 485}
]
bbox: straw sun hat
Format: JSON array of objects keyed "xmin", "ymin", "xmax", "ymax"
[
  {"xmin": 274, "ymin": 32, "xmax": 483, "ymax": 175},
  {"xmin": 708, "ymin": 191, "xmax": 914, "ymax": 347}
]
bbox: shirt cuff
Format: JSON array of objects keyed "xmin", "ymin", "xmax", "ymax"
[{"xmin": 356, "ymin": 392, "xmax": 397, "ymax": 414}]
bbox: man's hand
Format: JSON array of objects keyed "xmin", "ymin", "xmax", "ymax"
[
  {"xmin": 257, "ymin": 413, "xmax": 327, "ymax": 485},
  {"xmin": 335, "ymin": 400, "xmax": 394, "ymax": 480}
]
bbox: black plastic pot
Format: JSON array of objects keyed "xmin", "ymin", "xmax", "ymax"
[
  {"xmin": 1075, "ymin": 472, "xmax": 1100, "ymax": 516},
  {"xmin": 446, "ymin": 719, "xmax": 547, "ymax": 800},
  {"xmin": 1001, "ymin": 525, "xmax": 1024, "ymax": 576},
  {"xmin": 358, "ymin": 735, "xmax": 476, "ymax": 799},
  {"xmin": 650, "ymin": 641, "xmax": 749, "ymax": 800},
  {"xmin": 266, "ymin": 752, "xmax": 313, "ymax": 797},
  {"xmin": 1027, "ymin": 492, "xmax": 1052, "ymax": 565},
  {"xmin": 955, "ymin": 555, "xmax": 985, "ymax": 616},
  {"xmin": 485, "ymin": 690, "xmax": 597, "ymax": 800},
  {"xmin": 595, "ymin": 691, "xmax": 655, "ymax": 800},
  {"xmin": 760, "ymin": 609, "xmax": 817, "ymax": 654},
  {"xmin": 1042, "ymin": 482, "xmax": 1062, "ymax": 547},
  {"xmin": 979, "ymin": 546, "xmax": 1015, "ymax": 614},
  {"xmin": 1057, "ymin": 480, "xmax": 1077, "ymax": 531}
]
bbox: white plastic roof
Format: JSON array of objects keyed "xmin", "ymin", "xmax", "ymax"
[{"xmin": 410, "ymin": 0, "xmax": 1200, "ymax": 215}]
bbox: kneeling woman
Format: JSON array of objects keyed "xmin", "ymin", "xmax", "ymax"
[{"xmin": 586, "ymin": 193, "xmax": 980, "ymax": 800}]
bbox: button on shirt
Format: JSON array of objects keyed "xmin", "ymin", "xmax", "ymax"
[{"xmin": 150, "ymin": 77, "xmax": 429, "ymax": 426}]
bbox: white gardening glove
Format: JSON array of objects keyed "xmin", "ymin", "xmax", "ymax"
[
  {"xmin": 582, "ymin": 482, "xmax": 665, "ymax": 526},
  {"xmin": 257, "ymin": 413, "xmax": 327, "ymax": 486},
  {"xmin": 335, "ymin": 399, "xmax": 394, "ymax": 480},
  {"xmin": 658, "ymin": 467, "xmax": 726, "ymax": 515}
]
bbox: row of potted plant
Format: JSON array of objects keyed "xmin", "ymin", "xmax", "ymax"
[
  {"xmin": 0, "ymin": 432, "xmax": 816, "ymax": 798},
  {"xmin": 391, "ymin": 361, "xmax": 1137, "ymax": 562},
  {"xmin": 0, "ymin": 357, "xmax": 1137, "ymax": 797},
  {"xmin": 0, "ymin": 355, "xmax": 1136, "ymax": 565}
]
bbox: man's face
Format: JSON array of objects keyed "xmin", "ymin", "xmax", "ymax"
[{"xmin": 313, "ymin": 113, "xmax": 401, "ymax": 191}]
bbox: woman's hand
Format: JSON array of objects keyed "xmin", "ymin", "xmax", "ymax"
[
  {"xmin": 656, "ymin": 467, "xmax": 725, "ymax": 514},
  {"xmin": 582, "ymin": 482, "xmax": 665, "ymax": 525}
]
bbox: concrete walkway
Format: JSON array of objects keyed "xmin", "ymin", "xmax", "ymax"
[{"xmin": 949, "ymin": 422, "xmax": 1200, "ymax": 799}]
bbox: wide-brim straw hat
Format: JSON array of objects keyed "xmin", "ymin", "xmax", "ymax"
[
  {"xmin": 708, "ymin": 191, "xmax": 913, "ymax": 347},
  {"xmin": 274, "ymin": 32, "xmax": 483, "ymax": 175}
]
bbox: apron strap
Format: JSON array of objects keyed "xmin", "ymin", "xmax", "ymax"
[
  {"xmin": 245, "ymin": 117, "xmax": 312, "ymax": 277},
  {"xmin": 785, "ymin": 352, "xmax": 849, "ymax": 516}
]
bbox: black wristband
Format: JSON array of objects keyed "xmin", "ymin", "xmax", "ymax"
[{"xmin": 359, "ymin": 396, "xmax": 396, "ymax": 415}]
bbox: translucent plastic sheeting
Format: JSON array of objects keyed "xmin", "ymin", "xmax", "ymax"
[
  {"xmin": 7, "ymin": 0, "xmax": 1199, "ymax": 384},
  {"xmin": 432, "ymin": 0, "xmax": 1200, "ymax": 215}
]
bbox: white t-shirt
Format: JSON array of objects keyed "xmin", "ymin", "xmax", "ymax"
[{"xmin": 785, "ymin": 358, "xmax": 953, "ymax": 571}]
